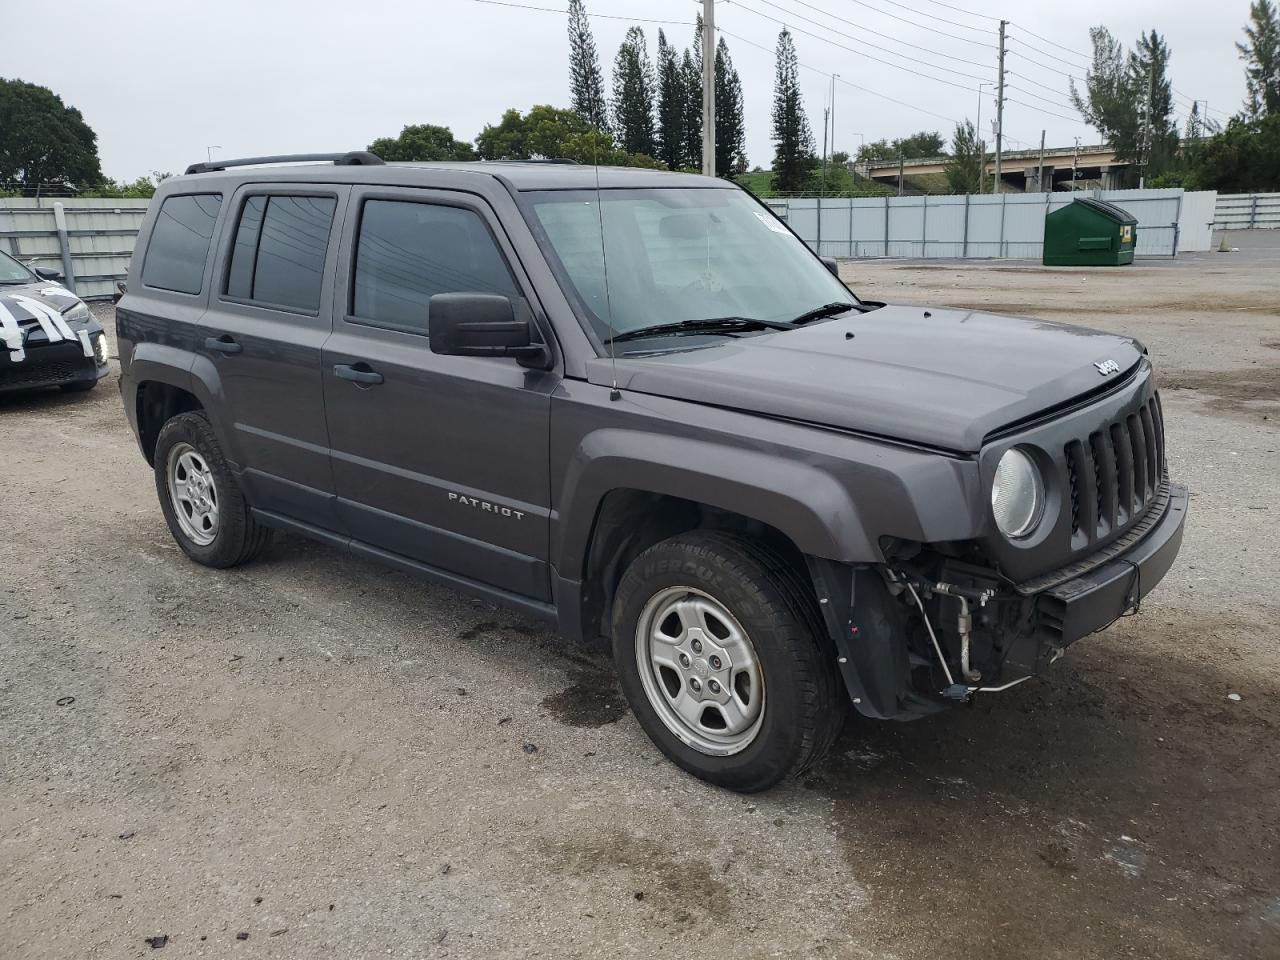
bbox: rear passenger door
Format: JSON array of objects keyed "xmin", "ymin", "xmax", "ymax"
[
  {"xmin": 197, "ymin": 185, "xmax": 349, "ymax": 530},
  {"xmin": 322, "ymin": 189, "xmax": 558, "ymax": 601}
]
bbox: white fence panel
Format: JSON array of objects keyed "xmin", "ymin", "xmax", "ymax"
[
  {"xmin": 0, "ymin": 198, "xmax": 152, "ymax": 299},
  {"xmin": 779, "ymin": 188, "xmax": 1212, "ymax": 260},
  {"xmin": 1215, "ymin": 193, "xmax": 1280, "ymax": 229}
]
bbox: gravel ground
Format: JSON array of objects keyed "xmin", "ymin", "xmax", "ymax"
[{"xmin": 2, "ymin": 235, "xmax": 1278, "ymax": 959}]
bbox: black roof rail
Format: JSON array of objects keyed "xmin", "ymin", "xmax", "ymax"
[
  {"xmin": 184, "ymin": 151, "xmax": 385, "ymax": 175},
  {"xmin": 485, "ymin": 158, "xmax": 581, "ymax": 165}
]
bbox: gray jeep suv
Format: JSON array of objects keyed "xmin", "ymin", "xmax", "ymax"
[{"xmin": 117, "ymin": 152, "xmax": 1186, "ymax": 792}]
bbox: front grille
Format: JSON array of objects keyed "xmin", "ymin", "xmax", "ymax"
[
  {"xmin": 0, "ymin": 359, "xmax": 82, "ymax": 388},
  {"xmin": 1064, "ymin": 393, "xmax": 1165, "ymax": 546}
]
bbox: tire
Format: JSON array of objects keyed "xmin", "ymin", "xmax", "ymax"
[
  {"xmin": 153, "ymin": 411, "xmax": 271, "ymax": 568},
  {"xmin": 611, "ymin": 531, "xmax": 843, "ymax": 792},
  {"xmin": 60, "ymin": 380, "xmax": 96, "ymax": 393}
]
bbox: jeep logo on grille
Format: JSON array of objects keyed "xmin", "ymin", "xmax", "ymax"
[{"xmin": 1094, "ymin": 359, "xmax": 1121, "ymax": 376}]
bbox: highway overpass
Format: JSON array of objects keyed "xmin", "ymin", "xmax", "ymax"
[{"xmin": 864, "ymin": 143, "xmax": 1130, "ymax": 193}]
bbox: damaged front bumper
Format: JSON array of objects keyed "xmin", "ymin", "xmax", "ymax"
[
  {"xmin": 0, "ymin": 337, "xmax": 108, "ymax": 394},
  {"xmin": 808, "ymin": 482, "xmax": 1189, "ymax": 721}
]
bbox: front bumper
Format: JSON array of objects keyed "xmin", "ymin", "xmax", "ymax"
[
  {"xmin": 1000, "ymin": 481, "xmax": 1189, "ymax": 675},
  {"xmin": 0, "ymin": 338, "xmax": 108, "ymax": 394}
]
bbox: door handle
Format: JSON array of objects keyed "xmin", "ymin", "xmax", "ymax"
[
  {"xmin": 205, "ymin": 335, "xmax": 242, "ymax": 355},
  {"xmin": 333, "ymin": 362, "xmax": 384, "ymax": 385}
]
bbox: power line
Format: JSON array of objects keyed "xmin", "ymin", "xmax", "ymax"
[
  {"xmin": 1005, "ymin": 37, "xmax": 1085, "ymax": 76},
  {"xmin": 910, "ymin": 0, "xmax": 998, "ymax": 21},
  {"xmin": 842, "ymin": 0, "xmax": 994, "ymax": 36},
  {"xmin": 727, "ymin": 0, "xmax": 993, "ymax": 88},
  {"xmin": 1005, "ymin": 48, "xmax": 1078, "ymax": 81},
  {"xmin": 1005, "ymin": 97, "xmax": 1083, "ymax": 124},
  {"xmin": 1006, "ymin": 84, "xmax": 1080, "ymax": 115},
  {"xmin": 718, "ymin": 24, "xmax": 966, "ymax": 127},
  {"xmin": 751, "ymin": 0, "xmax": 994, "ymax": 70},
  {"xmin": 1006, "ymin": 23, "xmax": 1090, "ymax": 64}
]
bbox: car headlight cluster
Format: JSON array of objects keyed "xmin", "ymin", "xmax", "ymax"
[
  {"xmin": 92, "ymin": 331, "xmax": 108, "ymax": 364},
  {"xmin": 62, "ymin": 302, "xmax": 92, "ymax": 324},
  {"xmin": 991, "ymin": 447, "xmax": 1044, "ymax": 540}
]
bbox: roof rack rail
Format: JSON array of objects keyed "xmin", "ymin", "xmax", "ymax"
[
  {"xmin": 184, "ymin": 151, "xmax": 385, "ymax": 176},
  {"xmin": 486, "ymin": 158, "xmax": 581, "ymax": 166}
]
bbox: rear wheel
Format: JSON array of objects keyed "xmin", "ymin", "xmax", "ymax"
[
  {"xmin": 611, "ymin": 532, "xmax": 843, "ymax": 792},
  {"xmin": 153, "ymin": 412, "xmax": 271, "ymax": 568}
]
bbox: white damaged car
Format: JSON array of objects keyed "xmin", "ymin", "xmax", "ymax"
[{"xmin": 0, "ymin": 250, "xmax": 109, "ymax": 395}]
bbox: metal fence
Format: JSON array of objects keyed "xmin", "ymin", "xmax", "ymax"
[
  {"xmin": 1214, "ymin": 193, "xmax": 1280, "ymax": 230},
  {"xmin": 776, "ymin": 188, "xmax": 1218, "ymax": 260},
  {"xmin": 0, "ymin": 198, "xmax": 151, "ymax": 300}
]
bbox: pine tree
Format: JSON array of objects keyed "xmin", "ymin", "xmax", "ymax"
[
  {"xmin": 771, "ymin": 29, "xmax": 816, "ymax": 193},
  {"xmin": 714, "ymin": 37, "xmax": 747, "ymax": 177},
  {"xmin": 943, "ymin": 120, "xmax": 984, "ymax": 194},
  {"xmin": 1129, "ymin": 31, "xmax": 1178, "ymax": 176},
  {"xmin": 612, "ymin": 26, "xmax": 657, "ymax": 157},
  {"xmin": 567, "ymin": 0, "xmax": 609, "ymax": 133},
  {"xmin": 682, "ymin": 17, "xmax": 704, "ymax": 170},
  {"xmin": 1238, "ymin": 0, "xmax": 1280, "ymax": 118},
  {"xmin": 656, "ymin": 30, "xmax": 685, "ymax": 169}
]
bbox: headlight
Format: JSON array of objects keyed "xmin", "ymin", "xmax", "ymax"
[
  {"xmin": 992, "ymin": 448, "xmax": 1044, "ymax": 539},
  {"xmin": 92, "ymin": 331, "xmax": 108, "ymax": 364},
  {"xmin": 61, "ymin": 302, "xmax": 91, "ymax": 324}
]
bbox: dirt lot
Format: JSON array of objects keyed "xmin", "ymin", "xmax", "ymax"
[{"xmin": 2, "ymin": 236, "xmax": 1278, "ymax": 959}]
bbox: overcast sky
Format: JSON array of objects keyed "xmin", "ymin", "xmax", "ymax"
[{"xmin": 7, "ymin": 0, "xmax": 1253, "ymax": 180}]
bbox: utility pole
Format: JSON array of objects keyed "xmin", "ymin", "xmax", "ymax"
[
  {"xmin": 1139, "ymin": 64, "xmax": 1154, "ymax": 188},
  {"xmin": 976, "ymin": 81, "xmax": 989, "ymax": 195},
  {"xmin": 206, "ymin": 145, "xmax": 221, "ymax": 163},
  {"xmin": 1071, "ymin": 136, "xmax": 1080, "ymax": 192},
  {"xmin": 820, "ymin": 106, "xmax": 829, "ymax": 198},
  {"xmin": 1036, "ymin": 130, "xmax": 1045, "ymax": 193},
  {"xmin": 701, "ymin": 0, "xmax": 715, "ymax": 177},
  {"xmin": 994, "ymin": 20, "xmax": 1006, "ymax": 194},
  {"xmin": 897, "ymin": 149, "xmax": 904, "ymax": 196}
]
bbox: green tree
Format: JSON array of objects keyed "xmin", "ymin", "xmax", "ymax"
[
  {"xmin": 771, "ymin": 29, "xmax": 816, "ymax": 193},
  {"xmin": 79, "ymin": 172, "xmax": 171, "ymax": 199},
  {"xmin": 567, "ymin": 0, "xmax": 609, "ymax": 133},
  {"xmin": 655, "ymin": 30, "xmax": 685, "ymax": 169},
  {"xmin": 1238, "ymin": 0, "xmax": 1280, "ymax": 117},
  {"xmin": 475, "ymin": 105, "xmax": 663, "ymax": 168},
  {"xmin": 944, "ymin": 120, "xmax": 984, "ymax": 194},
  {"xmin": 1129, "ymin": 30, "xmax": 1178, "ymax": 179},
  {"xmin": 856, "ymin": 131, "xmax": 945, "ymax": 163},
  {"xmin": 0, "ymin": 79, "xmax": 102, "ymax": 190},
  {"xmin": 367, "ymin": 124, "xmax": 475, "ymax": 162},
  {"xmin": 1181, "ymin": 113, "xmax": 1280, "ymax": 191},
  {"xmin": 681, "ymin": 19, "xmax": 703, "ymax": 170},
  {"xmin": 612, "ymin": 26, "xmax": 656, "ymax": 157},
  {"xmin": 1070, "ymin": 27, "xmax": 1142, "ymax": 177},
  {"xmin": 714, "ymin": 36, "xmax": 747, "ymax": 178}
]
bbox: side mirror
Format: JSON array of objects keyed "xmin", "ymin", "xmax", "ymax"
[
  {"xmin": 821, "ymin": 257, "xmax": 840, "ymax": 278},
  {"xmin": 34, "ymin": 266, "xmax": 64, "ymax": 282},
  {"xmin": 429, "ymin": 293, "xmax": 548, "ymax": 365}
]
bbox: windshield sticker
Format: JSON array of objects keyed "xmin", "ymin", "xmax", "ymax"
[{"xmin": 753, "ymin": 211, "xmax": 792, "ymax": 235}]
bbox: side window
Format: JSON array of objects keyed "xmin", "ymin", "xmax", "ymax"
[
  {"xmin": 142, "ymin": 194, "xmax": 222, "ymax": 294},
  {"xmin": 352, "ymin": 199, "xmax": 518, "ymax": 335},
  {"xmin": 224, "ymin": 194, "xmax": 337, "ymax": 313}
]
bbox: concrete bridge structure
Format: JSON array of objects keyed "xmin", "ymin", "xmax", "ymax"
[{"xmin": 864, "ymin": 143, "xmax": 1129, "ymax": 192}]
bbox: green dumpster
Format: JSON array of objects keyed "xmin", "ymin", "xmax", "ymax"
[{"xmin": 1042, "ymin": 197, "xmax": 1137, "ymax": 266}]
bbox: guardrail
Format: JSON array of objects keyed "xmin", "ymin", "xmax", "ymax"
[{"xmin": 1214, "ymin": 193, "xmax": 1280, "ymax": 230}]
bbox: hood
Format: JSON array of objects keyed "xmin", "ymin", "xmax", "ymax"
[
  {"xmin": 588, "ymin": 304, "xmax": 1144, "ymax": 453},
  {"xmin": 0, "ymin": 281, "xmax": 92, "ymax": 363}
]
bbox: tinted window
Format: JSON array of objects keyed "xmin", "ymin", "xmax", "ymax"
[
  {"xmin": 225, "ymin": 195, "xmax": 336, "ymax": 312},
  {"xmin": 142, "ymin": 194, "xmax": 222, "ymax": 294},
  {"xmin": 352, "ymin": 200, "xmax": 518, "ymax": 334}
]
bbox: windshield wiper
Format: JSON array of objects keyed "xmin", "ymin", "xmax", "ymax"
[
  {"xmin": 0, "ymin": 279, "xmax": 33, "ymax": 285},
  {"xmin": 610, "ymin": 316, "xmax": 796, "ymax": 344},
  {"xmin": 790, "ymin": 301, "xmax": 857, "ymax": 325}
]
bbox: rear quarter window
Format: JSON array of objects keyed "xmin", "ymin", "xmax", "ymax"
[{"xmin": 142, "ymin": 194, "xmax": 223, "ymax": 294}]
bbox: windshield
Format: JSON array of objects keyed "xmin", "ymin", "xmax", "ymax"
[
  {"xmin": 524, "ymin": 188, "xmax": 856, "ymax": 345},
  {"xmin": 0, "ymin": 249, "xmax": 36, "ymax": 284}
]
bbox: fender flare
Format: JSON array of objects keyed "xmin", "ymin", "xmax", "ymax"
[
  {"xmin": 129, "ymin": 343, "xmax": 242, "ymax": 469},
  {"xmin": 552, "ymin": 428, "xmax": 877, "ymax": 580}
]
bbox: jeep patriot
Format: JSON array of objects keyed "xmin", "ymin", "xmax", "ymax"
[{"xmin": 116, "ymin": 152, "xmax": 1187, "ymax": 791}]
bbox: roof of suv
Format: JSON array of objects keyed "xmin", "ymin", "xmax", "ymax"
[{"xmin": 173, "ymin": 160, "xmax": 732, "ymax": 192}]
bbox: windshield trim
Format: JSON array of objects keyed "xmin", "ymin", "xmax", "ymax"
[{"xmin": 516, "ymin": 186, "xmax": 862, "ymax": 358}]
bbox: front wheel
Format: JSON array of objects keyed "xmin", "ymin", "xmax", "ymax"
[{"xmin": 611, "ymin": 532, "xmax": 843, "ymax": 792}]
